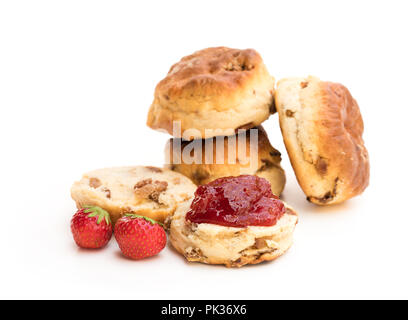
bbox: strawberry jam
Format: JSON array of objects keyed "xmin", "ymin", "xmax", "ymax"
[{"xmin": 186, "ymin": 175, "xmax": 286, "ymax": 227}]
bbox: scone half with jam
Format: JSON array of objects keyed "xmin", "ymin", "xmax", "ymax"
[{"xmin": 170, "ymin": 175, "xmax": 298, "ymax": 267}]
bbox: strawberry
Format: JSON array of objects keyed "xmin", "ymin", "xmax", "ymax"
[
  {"xmin": 71, "ymin": 206, "xmax": 113, "ymax": 249},
  {"xmin": 114, "ymin": 214, "xmax": 167, "ymax": 260}
]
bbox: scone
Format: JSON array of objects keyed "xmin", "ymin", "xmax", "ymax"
[
  {"xmin": 165, "ymin": 126, "xmax": 286, "ymax": 196},
  {"xmin": 275, "ymin": 76, "xmax": 370, "ymax": 205},
  {"xmin": 169, "ymin": 175, "xmax": 298, "ymax": 267},
  {"xmin": 147, "ymin": 47, "xmax": 275, "ymax": 140},
  {"xmin": 71, "ymin": 166, "xmax": 196, "ymax": 224}
]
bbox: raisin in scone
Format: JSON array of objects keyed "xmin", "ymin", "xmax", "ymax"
[
  {"xmin": 169, "ymin": 175, "xmax": 298, "ymax": 267},
  {"xmin": 71, "ymin": 166, "xmax": 197, "ymax": 224}
]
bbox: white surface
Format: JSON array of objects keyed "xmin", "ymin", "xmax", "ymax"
[{"xmin": 1, "ymin": 0, "xmax": 407, "ymax": 300}]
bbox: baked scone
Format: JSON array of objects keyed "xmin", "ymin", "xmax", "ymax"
[
  {"xmin": 147, "ymin": 47, "xmax": 275, "ymax": 140},
  {"xmin": 170, "ymin": 201, "xmax": 297, "ymax": 268},
  {"xmin": 71, "ymin": 166, "xmax": 196, "ymax": 224},
  {"xmin": 275, "ymin": 76, "xmax": 370, "ymax": 205},
  {"xmin": 165, "ymin": 126, "xmax": 286, "ymax": 196},
  {"xmin": 169, "ymin": 175, "xmax": 298, "ymax": 268}
]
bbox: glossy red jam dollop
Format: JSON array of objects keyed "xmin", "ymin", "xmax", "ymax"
[{"xmin": 186, "ymin": 175, "xmax": 286, "ymax": 227}]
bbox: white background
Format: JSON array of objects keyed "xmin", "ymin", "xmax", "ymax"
[{"xmin": 1, "ymin": 0, "xmax": 407, "ymax": 299}]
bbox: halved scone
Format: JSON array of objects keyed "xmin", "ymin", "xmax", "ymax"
[
  {"xmin": 71, "ymin": 166, "xmax": 196, "ymax": 224},
  {"xmin": 169, "ymin": 175, "xmax": 298, "ymax": 268}
]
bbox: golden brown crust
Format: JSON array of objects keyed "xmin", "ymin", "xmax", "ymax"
[
  {"xmin": 165, "ymin": 126, "xmax": 286, "ymax": 196},
  {"xmin": 147, "ymin": 47, "xmax": 275, "ymax": 140},
  {"xmin": 275, "ymin": 76, "xmax": 369, "ymax": 205}
]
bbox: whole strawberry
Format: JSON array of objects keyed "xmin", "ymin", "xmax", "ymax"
[
  {"xmin": 71, "ymin": 206, "xmax": 113, "ymax": 249},
  {"xmin": 114, "ymin": 214, "xmax": 167, "ymax": 260}
]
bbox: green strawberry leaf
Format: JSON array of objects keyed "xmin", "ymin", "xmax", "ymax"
[
  {"xmin": 123, "ymin": 213, "xmax": 164, "ymax": 227},
  {"xmin": 83, "ymin": 206, "xmax": 111, "ymax": 225}
]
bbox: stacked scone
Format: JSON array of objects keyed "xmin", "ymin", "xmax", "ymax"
[{"xmin": 147, "ymin": 47, "xmax": 286, "ymax": 196}]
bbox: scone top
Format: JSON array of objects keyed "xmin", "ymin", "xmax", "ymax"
[
  {"xmin": 71, "ymin": 166, "xmax": 197, "ymax": 225},
  {"xmin": 147, "ymin": 47, "xmax": 275, "ymax": 140}
]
